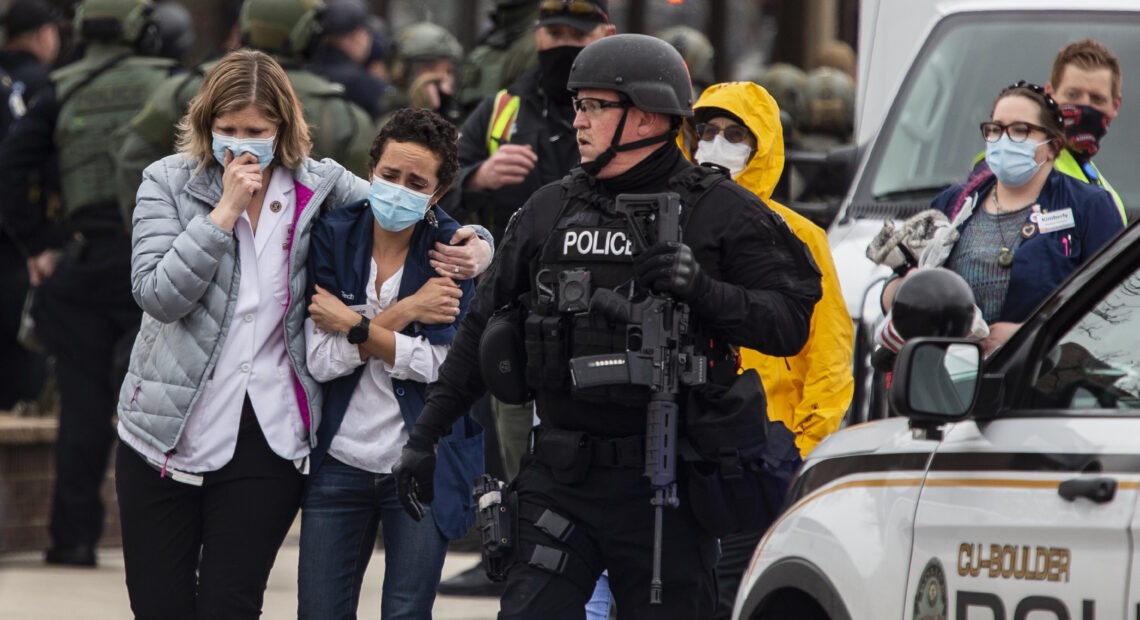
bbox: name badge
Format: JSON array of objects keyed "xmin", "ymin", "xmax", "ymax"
[{"xmin": 1032, "ymin": 208, "xmax": 1076, "ymax": 234}]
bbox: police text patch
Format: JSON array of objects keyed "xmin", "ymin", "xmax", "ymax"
[{"xmin": 561, "ymin": 228, "xmax": 634, "ymax": 261}]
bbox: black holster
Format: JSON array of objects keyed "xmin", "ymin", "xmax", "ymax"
[{"xmin": 474, "ymin": 474, "xmax": 517, "ymax": 582}]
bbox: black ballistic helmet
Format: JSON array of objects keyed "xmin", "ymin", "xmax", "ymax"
[
  {"xmin": 567, "ymin": 33, "xmax": 694, "ymax": 117},
  {"xmin": 891, "ymin": 268, "xmax": 976, "ymax": 340}
]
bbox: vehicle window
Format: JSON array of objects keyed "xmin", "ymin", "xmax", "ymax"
[
  {"xmin": 1031, "ymin": 271, "xmax": 1140, "ymax": 410},
  {"xmin": 864, "ymin": 12, "xmax": 1140, "ymax": 217}
]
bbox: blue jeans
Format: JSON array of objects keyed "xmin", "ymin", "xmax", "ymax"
[{"xmin": 298, "ymin": 457, "xmax": 448, "ymax": 620}]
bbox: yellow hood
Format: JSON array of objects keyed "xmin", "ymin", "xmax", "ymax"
[{"xmin": 683, "ymin": 81, "xmax": 785, "ymax": 201}]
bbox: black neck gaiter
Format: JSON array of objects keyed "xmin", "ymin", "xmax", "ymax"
[
  {"xmin": 538, "ymin": 45, "xmax": 581, "ymax": 107},
  {"xmin": 599, "ymin": 140, "xmax": 682, "ymax": 194}
]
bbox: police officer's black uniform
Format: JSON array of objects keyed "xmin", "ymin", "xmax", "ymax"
[
  {"xmin": 0, "ymin": 25, "xmax": 57, "ymax": 410},
  {"xmin": 0, "ymin": 2, "xmax": 179, "ymax": 566},
  {"xmin": 394, "ymin": 34, "xmax": 822, "ymax": 619}
]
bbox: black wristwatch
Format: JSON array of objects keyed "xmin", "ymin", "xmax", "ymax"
[{"xmin": 346, "ymin": 314, "xmax": 370, "ymax": 345}]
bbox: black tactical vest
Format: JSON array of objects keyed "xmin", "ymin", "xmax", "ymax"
[{"xmin": 522, "ymin": 165, "xmax": 728, "ymax": 406}]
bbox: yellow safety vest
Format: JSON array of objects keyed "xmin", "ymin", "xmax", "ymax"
[
  {"xmin": 1053, "ymin": 149, "xmax": 1126, "ymax": 224},
  {"xmin": 486, "ymin": 89, "xmax": 521, "ymax": 155}
]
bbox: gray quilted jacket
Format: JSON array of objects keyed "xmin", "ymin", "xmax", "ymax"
[{"xmin": 117, "ymin": 154, "xmax": 369, "ymax": 454}]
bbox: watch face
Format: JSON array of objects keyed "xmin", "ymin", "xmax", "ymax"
[{"xmin": 347, "ymin": 316, "xmax": 370, "ymax": 344}]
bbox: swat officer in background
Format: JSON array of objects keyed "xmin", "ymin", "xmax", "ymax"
[
  {"xmin": 113, "ymin": 0, "xmax": 375, "ymax": 213},
  {"xmin": 0, "ymin": 0, "xmax": 180, "ymax": 567},
  {"xmin": 378, "ymin": 21, "xmax": 463, "ymax": 123},
  {"xmin": 304, "ymin": 0, "xmax": 391, "ymax": 120},
  {"xmin": 394, "ymin": 34, "xmax": 821, "ymax": 618},
  {"xmin": 799, "ymin": 65, "xmax": 855, "ymax": 151}
]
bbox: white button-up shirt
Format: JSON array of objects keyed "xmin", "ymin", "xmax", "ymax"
[
  {"xmin": 306, "ymin": 263, "xmax": 450, "ymax": 474},
  {"xmin": 120, "ymin": 167, "xmax": 309, "ymax": 473}
]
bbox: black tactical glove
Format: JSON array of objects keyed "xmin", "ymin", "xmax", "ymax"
[
  {"xmin": 633, "ymin": 241, "xmax": 707, "ymax": 300},
  {"xmin": 393, "ymin": 434, "xmax": 437, "ymax": 521}
]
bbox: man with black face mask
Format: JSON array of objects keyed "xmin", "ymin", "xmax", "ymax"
[
  {"xmin": 442, "ymin": 0, "xmax": 615, "ymax": 243},
  {"xmin": 434, "ymin": 1, "xmax": 615, "ymax": 597},
  {"xmin": 1045, "ymin": 39, "xmax": 1126, "ymax": 223}
]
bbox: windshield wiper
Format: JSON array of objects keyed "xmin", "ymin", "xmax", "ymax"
[{"xmin": 874, "ymin": 183, "xmax": 953, "ymax": 201}]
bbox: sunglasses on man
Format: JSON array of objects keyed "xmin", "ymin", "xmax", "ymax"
[{"xmin": 539, "ymin": 0, "xmax": 608, "ymax": 21}]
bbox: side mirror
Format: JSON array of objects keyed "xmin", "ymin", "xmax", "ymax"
[{"xmin": 889, "ymin": 337, "xmax": 981, "ymax": 423}]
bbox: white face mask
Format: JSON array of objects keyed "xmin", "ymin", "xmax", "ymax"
[{"xmin": 694, "ymin": 134, "xmax": 752, "ymax": 179}]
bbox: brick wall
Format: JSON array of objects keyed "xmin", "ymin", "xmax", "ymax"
[{"xmin": 0, "ymin": 414, "xmax": 120, "ymax": 554}]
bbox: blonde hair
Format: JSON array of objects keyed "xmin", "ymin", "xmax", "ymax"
[{"xmin": 176, "ymin": 49, "xmax": 311, "ymax": 170}]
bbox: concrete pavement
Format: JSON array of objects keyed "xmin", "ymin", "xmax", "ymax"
[{"xmin": 0, "ymin": 527, "xmax": 502, "ymax": 619}]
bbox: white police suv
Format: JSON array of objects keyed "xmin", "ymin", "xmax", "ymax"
[{"xmin": 734, "ymin": 221, "xmax": 1140, "ymax": 620}]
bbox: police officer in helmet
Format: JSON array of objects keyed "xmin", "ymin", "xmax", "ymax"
[{"xmin": 394, "ymin": 33, "xmax": 821, "ymax": 618}]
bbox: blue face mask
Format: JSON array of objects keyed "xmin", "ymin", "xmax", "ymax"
[
  {"xmin": 985, "ymin": 134, "xmax": 1047, "ymax": 187},
  {"xmin": 368, "ymin": 177, "xmax": 434, "ymax": 232},
  {"xmin": 212, "ymin": 133, "xmax": 276, "ymax": 170}
]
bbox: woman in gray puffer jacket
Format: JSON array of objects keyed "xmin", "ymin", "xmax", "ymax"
[{"xmin": 111, "ymin": 50, "xmax": 491, "ymax": 618}]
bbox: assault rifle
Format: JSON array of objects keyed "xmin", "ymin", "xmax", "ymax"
[{"xmin": 568, "ymin": 192, "xmax": 707, "ymax": 604}]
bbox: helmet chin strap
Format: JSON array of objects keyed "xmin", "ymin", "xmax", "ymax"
[{"xmin": 580, "ymin": 107, "xmax": 677, "ymax": 176}]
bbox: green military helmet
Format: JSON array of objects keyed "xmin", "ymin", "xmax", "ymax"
[
  {"xmin": 394, "ymin": 22, "xmax": 462, "ymax": 64},
  {"xmin": 73, "ymin": 0, "xmax": 157, "ymax": 49},
  {"xmin": 803, "ymin": 66, "xmax": 854, "ymax": 136},
  {"xmin": 655, "ymin": 26, "xmax": 714, "ymax": 90},
  {"xmin": 240, "ymin": 0, "xmax": 323, "ymax": 57},
  {"xmin": 755, "ymin": 62, "xmax": 808, "ymax": 129},
  {"xmin": 568, "ymin": 33, "xmax": 694, "ymax": 117}
]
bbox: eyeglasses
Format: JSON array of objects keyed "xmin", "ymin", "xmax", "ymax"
[
  {"xmin": 539, "ymin": 0, "xmax": 609, "ymax": 21},
  {"xmin": 979, "ymin": 121, "xmax": 1050, "ymax": 143},
  {"xmin": 694, "ymin": 122, "xmax": 751, "ymax": 144},
  {"xmin": 572, "ymin": 97, "xmax": 628, "ymax": 116}
]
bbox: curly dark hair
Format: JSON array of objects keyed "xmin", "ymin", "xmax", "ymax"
[{"xmin": 368, "ymin": 108, "xmax": 459, "ymax": 193}]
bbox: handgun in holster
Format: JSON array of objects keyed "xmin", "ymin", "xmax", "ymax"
[{"xmin": 473, "ymin": 474, "xmax": 517, "ymax": 582}]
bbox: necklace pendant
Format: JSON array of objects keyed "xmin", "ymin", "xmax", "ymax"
[{"xmin": 997, "ymin": 247, "xmax": 1014, "ymax": 268}]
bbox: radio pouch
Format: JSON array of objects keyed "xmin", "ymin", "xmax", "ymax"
[{"xmin": 532, "ymin": 428, "xmax": 592, "ymax": 485}]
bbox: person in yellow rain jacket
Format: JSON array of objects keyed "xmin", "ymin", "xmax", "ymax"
[{"xmin": 678, "ymin": 80, "xmax": 854, "ymax": 619}]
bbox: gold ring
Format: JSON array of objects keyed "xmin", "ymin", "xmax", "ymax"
[{"xmin": 453, "ymin": 265, "xmax": 460, "ymax": 274}]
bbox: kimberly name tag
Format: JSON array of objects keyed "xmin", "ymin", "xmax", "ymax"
[{"xmin": 1032, "ymin": 208, "xmax": 1076, "ymax": 234}]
